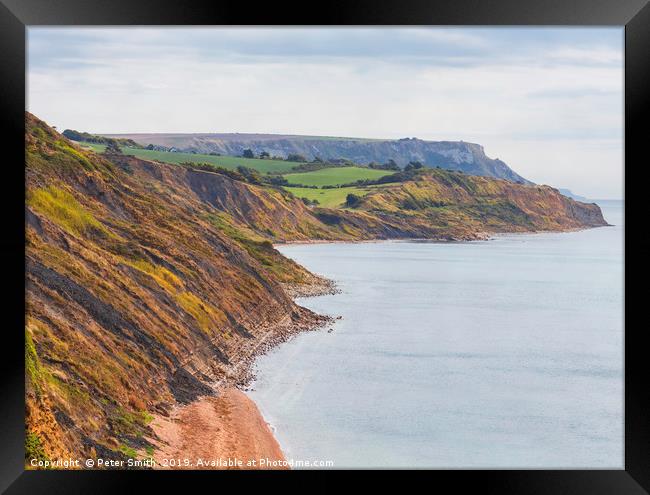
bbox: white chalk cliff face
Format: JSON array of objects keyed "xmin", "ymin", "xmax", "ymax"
[{"xmin": 103, "ymin": 132, "xmax": 531, "ymax": 184}]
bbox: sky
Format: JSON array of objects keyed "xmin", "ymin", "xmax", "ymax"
[{"xmin": 27, "ymin": 27, "xmax": 623, "ymax": 199}]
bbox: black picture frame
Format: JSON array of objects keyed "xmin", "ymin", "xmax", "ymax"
[{"xmin": 1, "ymin": 0, "xmax": 647, "ymax": 492}]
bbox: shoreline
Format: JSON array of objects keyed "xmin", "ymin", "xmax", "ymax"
[
  {"xmin": 147, "ymin": 222, "xmax": 611, "ymax": 469},
  {"xmin": 274, "ymin": 223, "xmax": 613, "ymax": 248},
  {"xmin": 273, "ymin": 235, "xmax": 491, "ymax": 246},
  {"xmin": 150, "ymin": 388, "xmax": 288, "ymax": 470},
  {"xmin": 148, "ymin": 280, "xmax": 337, "ymax": 469}
]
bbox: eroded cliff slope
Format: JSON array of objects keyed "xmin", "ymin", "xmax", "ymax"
[
  {"xmin": 350, "ymin": 170, "xmax": 607, "ymax": 240},
  {"xmin": 25, "ymin": 114, "xmax": 325, "ymax": 463},
  {"xmin": 25, "ymin": 113, "xmax": 606, "ymax": 464}
]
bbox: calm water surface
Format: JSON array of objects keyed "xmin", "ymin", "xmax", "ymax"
[{"xmin": 248, "ymin": 201, "xmax": 623, "ymax": 468}]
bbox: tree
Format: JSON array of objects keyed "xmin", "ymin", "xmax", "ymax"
[
  {"xmin": 266, "ymin": 175, "xmax": 289, "ymax": 186},
  {"xmin": 242, "ymin": 149, "xmax": 255, "ymax": 159},
  {"xmin": 301, "ymin": 197, "xmax": 319, "ymax": 206},
  {"xmin": 286, "ymin": 153, "xmax": 307, "ymax": 162},
  {"xmin": 236, "ymin": 165, "xmax": 263, "ymax": 184},
  {"xmin": 405, "ymin": 161, "xmax": 423, "ymax": 171},
  {"xmin": 259, "ymin": 151, "xmax": 270, "ymax": 159},
  {"xmin": 105, "ymin": 142, "xmax": 123, "ymax": 155},
  {"xmin": 62, "ymin": 129, "xmax": 84, "ymax": 141},
  {"xmin": 384, "ymin": 159, "xmax": 399, "ymax": 170},
  {"xmin": 345, "ymin": 193, "xmax": 362, "ymax": 208}
]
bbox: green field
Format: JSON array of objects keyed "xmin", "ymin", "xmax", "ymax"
[
  {"xmin": 77, "ymin": 143, "xmax": 108, "ymax": 153},
  {"xmin": 78, "ymin": 142, "xmax": 390, "ymax": 208},
  {"xmin": 284, "ymin": 167, "xmax": 393, "ymax": 187},
  {"xmin": 77, "ymin": 142, "xmax": 304, "ymax": 174},
  {"xmin": 284, "ymin": 186, "xmax": 380, "ymax": 208}
]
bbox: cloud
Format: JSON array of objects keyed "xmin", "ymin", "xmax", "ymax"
[
  {"xmin": 544, "ymin": 46, "xmax": 623, "ymax": 66},
  {"xmin": 28, "ymin": 27, "xmax": 623, "ymax": 68},
  {"xmin": 27, "ymin": 27, "xmax": 623, "ymax": 198}
]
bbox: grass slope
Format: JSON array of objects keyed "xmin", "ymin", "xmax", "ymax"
[
  {"xmin": 284, "ymin": 186, "xmax": 376, "ymax": 208},
  {"xmin": 79, "ymin": 143, "xmax": 304, "ymax": 174},
  {"xmin": 284, "ymin": 167, "xmax": 393, "ymax": 187}
]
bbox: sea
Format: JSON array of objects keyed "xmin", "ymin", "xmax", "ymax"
[{"xmin": 248, "ymin": 200, "xmax": 624, "ymax": 468}]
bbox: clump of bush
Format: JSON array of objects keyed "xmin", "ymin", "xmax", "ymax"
[
  {"xmin": 301, "ymin": 197, "xmax": 320, "ymax": 206},
  {"xmin": 345, "ymin": 193, "xmax": 362, "ymax": 207},
  {"xmin": 178, "ymin": 162, "xmax": 264, "ymax": 185}
]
